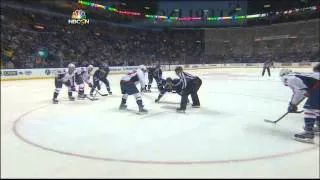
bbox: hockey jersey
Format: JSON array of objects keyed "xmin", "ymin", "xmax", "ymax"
[
  {"xmin": 56, "ymin": 68, "xmax": 75, "ymax": 83},
  {"xmin": 153, "ymin": 68, "xmax": 162, "ymax": 80},
  {"xmin": 147, "ymin": 67, "xmax": 156, "ymax": 76},
  {"xmin": 121, "ymin": 69, "xmax": 146, "ymax": 88},
  {"xmin": 281, "ymin": 72, "xmax": 320, "ymax": 105},
  {"xmin": 93, "ymin": 67, "xmax": 110, "ymax": 81},
  {"xmin": 176, "ymin": 72, "xmax": 197, "ymax": 89},
  {"xmin": 75, "ymin": 67, "xmax": 91, "ymax": 84},
  {"xmin": 264, "ymin": 60, "xmax": 273, "ymax": 68}
]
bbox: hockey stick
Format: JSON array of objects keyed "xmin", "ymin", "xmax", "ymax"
[
  {"xmin": 264, "ymin": 110, "xmax": 304, "ymax": 124},
  {"xmin": 96, "ymin": 90, "xmax": 108, "ymax": 96},
  {"xmin": 85, "ymin": 94, "xmax": 98, "ymax": 101},
  {"xmin": 264, "ymin": 97, "xmax": 306, "ymax": 124}
]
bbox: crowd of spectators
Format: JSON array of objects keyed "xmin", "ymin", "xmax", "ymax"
[
  {"xmin": 1, "ymin": 5, "xmax": 203, "ymax": 69},
  {"xmin": 1, "ymin": 3, "xmax": 319, "ymax": 69}
]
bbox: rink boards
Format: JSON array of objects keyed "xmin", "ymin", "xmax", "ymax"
[{"xmin": 0, "ymin": 62, "xmax": 317, "ymax": 81}]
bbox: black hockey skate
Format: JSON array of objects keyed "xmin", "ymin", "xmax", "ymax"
[
  {"xmin": 69, "ymin": 96, "xmax": 75, "ymax": 101},
  {"xmin": 119, "ymin": 104, "xmax": 127, "ymax": 110},
  {"xmin": 52, "ymin": 98, "xmax": 59, "ymax": 104},
  {"xmin": 108, "ymin": 91, "xmax": 112, "ymax": 95},
  {"xmin": 77, "ymin": 94, "xmax": 86, "ymax": 99},
  {"xmin": 155, "ymin": 98, "xmax": 160, "ymax": 103},
  {"xmin": 176, "ymin": 108, "xmax": 186, "ymax": 113},
  {"xmin": 138, "ymin": 106, "xmax": 148, "ymax": 114},
  {"xmin": 294, "ymin": 131, "xmax": 315, "ymax": 143},
  {"xmin": 192, "ymin": 104, "xmax": 200, "ymax": 108}
]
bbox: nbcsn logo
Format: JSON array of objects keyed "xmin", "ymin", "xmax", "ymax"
[{"xmin": 68, "ymin": 9, "xmax": 90, "ymax": 25}]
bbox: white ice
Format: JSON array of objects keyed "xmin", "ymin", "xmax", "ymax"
[{"xmin": 1, "ymin": 68, "xmax": 319, "ymax": 178}]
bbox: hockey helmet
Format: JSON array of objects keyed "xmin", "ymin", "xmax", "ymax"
[
  {"xmin": 175, "ymin": 66, "xmax": 183, "ymax": 74},
  {"xmin": 279, "ymin": 68, "xmax": 292, "ymax": 77},
  {"xmin": 313, "ymin": 63, "xmax": 320, "ymax": 72},
  {"xmin": 166, "ymin": 77, "xmax": 173, "ymax": 83},
  {"xmin": 68, "ymin": 63, "xmax": 76, "ymax": 74},
  {"xmin": 87, "ymin": 65, "xmax": 94, "ymax": 72}
]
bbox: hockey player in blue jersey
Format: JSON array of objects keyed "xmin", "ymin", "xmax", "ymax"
[
  {"xmin": 52, "ymin": 63, "xmax": 76, "ymax": 104},
  {"xmin": 119, "ymin": 65, "xmax": 148, "ymax": 114},
  {"xmin": 89, "ymin": 64, "xmax": 112, "ymax": 96},
  {"xmin": 146, "ymin": 64, "xmax": 162, "ymax": 92},
  {"xmin": 155, "ymin": 77, "xmax": 190, "ymax": 103},
  {"xmin": 175, "ymin": 66, "xmax": 202, "ymax": 113},
  {"xmin": 279, "ymin": 68, "xmax": 320, "ymax": 143}
]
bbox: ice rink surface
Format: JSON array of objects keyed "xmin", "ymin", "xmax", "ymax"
[{"xmin": 1, "ymin": 68, "xmax": 319, "ymax": 178}]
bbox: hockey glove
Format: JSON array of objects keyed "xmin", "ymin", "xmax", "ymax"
[
  {"xmin": 288, "ymin": 103, "xmax": 298, "ymax": 113},
  {"xmin": 88, "ymin": 83, "xmax": 93, "ymax": 88}
]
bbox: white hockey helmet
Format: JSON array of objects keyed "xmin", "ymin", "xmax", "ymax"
[
  {"xmin": 68, "ymin": 63, "xmax": 76, "ymax": 74},
  {"xmin": 87, "ymin": 64, "xmax": 94, "ymax": 72},
  {"xmin": 139, "ymin": 65, "xmax": 147, "ymax": 72},
  {"xmin": 279, "ymin": 68, "xmax": 292, "ymax": 77}
]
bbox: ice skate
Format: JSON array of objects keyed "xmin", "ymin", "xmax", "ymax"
[
  {"xmin": 77, "ymin": 94, "xmax": 86, "ymax": 99},
  {"xmin": 192, "ymin": 104, "xmax": 200, "ymax": 108},
  {"xmin": 138, "ymin": 106, "xmax": 148, "ymax": 114},
  {"xmin": 176, "ymin": 108, "xmax": 186, "ymax": 113},
  {"xmin": 52, "ymin": 98, "xmax": 58, "ymax": 104},
  {"xmin": 119, "ymin": 104, "xmax": 127, "ymax": 110},
  {"xmin": 294, "ymin": 131, "xmax": 315, "ymax": 143},
  {"xmin": 69, "ymin": 96, "xmax": 75, "ymax": 101}
]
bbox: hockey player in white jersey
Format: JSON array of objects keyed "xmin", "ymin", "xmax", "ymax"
[
  {"xmin": 74, "ymin": 65, "xmax": 94, "ymax": 99},
  {"xmin": 52, "ymin": 63, "xmax": 76, "ymax": 104},
  {"xmin": 279, "ymin": 68, "xmax": 320, "ymax": 143},
  {"xmin": 119, "ymin": 65, "xmax": 148, "ymax": 114}
]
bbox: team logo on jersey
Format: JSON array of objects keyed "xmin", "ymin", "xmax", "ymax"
[{"xmin": 68, "ymin": 9, "xmax": 90, "ymax": 25}]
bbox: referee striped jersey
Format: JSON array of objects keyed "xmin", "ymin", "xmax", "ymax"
[{"xmin": 176, "ymin": 72, "xmax": 196, "ymax": 89}]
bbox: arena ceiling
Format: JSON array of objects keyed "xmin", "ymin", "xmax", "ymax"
[{"xmin": 1, "ymin": 0, "xmax": 318, "ymax": 28}]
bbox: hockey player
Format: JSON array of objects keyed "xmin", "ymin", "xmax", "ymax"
[
  {"xmin": 119, "ymin": 65, "xmax": 148, "ymax": 114},
  {"xmin": 74, "ymin": 65, "xmax": 94, "ymax": 99},
  {"xmin": 89, "ymin": 64, "xmax": 112, "ymax": 96},
  {"xmin": 147, "ymin": 66, "xmax": 156, "ymax": 91},
  {"xmin": 146, "ymin": 64, "xmax": 162, "ymax": 92},
  {"xmin": 279, "ymin": 68, "xmax": 320, "ymax": 143},
  {"xmin": 155, "ymin": 77, "xmax": 190, "ymax": 103},
  {"xmin": 262, "ymin": 60, "xmax": 274, "ymax": 77},
  {"xmin": 175, "ymin": 66, "xmax": 202, "ymax": 113},
  {"xmin": 52, "ymin": 63, "xmax": 76, "ymax": 104}
]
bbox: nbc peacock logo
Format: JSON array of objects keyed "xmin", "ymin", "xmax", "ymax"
[{"xmin": 68, "ymin": 9, "xmax": 90, "ymax": 25}]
